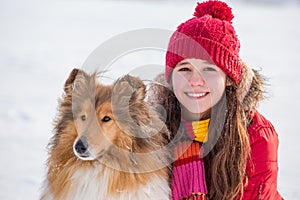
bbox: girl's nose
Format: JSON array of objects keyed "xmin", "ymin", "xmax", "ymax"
[{"xmin": 189, "ymin": 71, "xmax": 205, "ymax": 86}]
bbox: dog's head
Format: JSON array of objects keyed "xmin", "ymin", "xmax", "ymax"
[{"xmin": 64, "ymin": 69, "xmax": 149, "ymax": 162}]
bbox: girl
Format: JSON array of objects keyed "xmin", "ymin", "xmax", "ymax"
[{"xmin": 150, "ymin": 1, "xmax": 283, "ymax": 199}]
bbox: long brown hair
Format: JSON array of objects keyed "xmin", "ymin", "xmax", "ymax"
[
  {"xmin": 203, "ymin": 83, "xmax": 250, "ymax": 200},
  {"xmin": 149, "ymin": 75, "xmax": 251, "ymax": 200}
]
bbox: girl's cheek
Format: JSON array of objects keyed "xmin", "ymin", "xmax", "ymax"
[{"xmin": 172, "ymin": 73, "xmax": 188, "ymax": 87}]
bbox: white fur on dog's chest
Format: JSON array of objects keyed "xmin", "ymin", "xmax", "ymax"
[{"xmin": 66, "ymin": 167, "xmax": 170, "ymax": 200}]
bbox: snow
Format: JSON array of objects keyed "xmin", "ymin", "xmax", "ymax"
[{"xmin": 1, "ymin": 0, "xmax": 299, "ymax": 199}]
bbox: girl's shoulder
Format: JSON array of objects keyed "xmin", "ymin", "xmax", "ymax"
[{"xmin": 247, "ymin": 110, "xmax": 278, "ymax": 145}]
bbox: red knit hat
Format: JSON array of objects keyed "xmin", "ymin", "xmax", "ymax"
[{"xmin": 165, "ymin": 0, "xmax": 242, "ymax": 84}]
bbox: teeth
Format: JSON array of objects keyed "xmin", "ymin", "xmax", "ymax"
[{"xmin": 186, "ymin": 92, "xmax": 207, "ymax": 97}]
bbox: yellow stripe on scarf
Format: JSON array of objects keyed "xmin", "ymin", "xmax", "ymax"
[{"xmin": 192, "ymin": 119, "xmax": 210, "ymax": 143}]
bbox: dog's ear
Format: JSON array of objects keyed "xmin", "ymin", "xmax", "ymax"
[
  {"xmin": 64, "ymin": 68, "xmax": 90, "ymax": 94},
  {"xmin": 113, "ymin": 75, "xmax": 149, "ymax": 127},
  {"xmin": 64, "ymin": 68, "xmax": 80, "ymax": 93},
  {"xmin": 118, "ymin": 75, "xmax": 146, "ymax": 103}
]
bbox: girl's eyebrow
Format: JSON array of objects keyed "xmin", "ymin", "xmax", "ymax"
[
  {"xmin": 203, "ymin": 61, "xmax": 214, "ymax": 65},
  {"xmin": 177, "ymin": 61, "xmax": 190, "ymax": 66},
  {"xmin": 178, "ymin": 61, "xmax": 214, "ymax": 66}
]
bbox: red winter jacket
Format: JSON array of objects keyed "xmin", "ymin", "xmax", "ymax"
[{"xmin": 242, "ymin": 111, "xmax": 283, "ymax": 199}]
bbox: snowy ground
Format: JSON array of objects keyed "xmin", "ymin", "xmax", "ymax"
[{"xmin": 1, "ymin": 0, "xmax": 299, "ymax": 199}]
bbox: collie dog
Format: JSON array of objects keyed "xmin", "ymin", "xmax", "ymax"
[{"xmin": 40, "ymin": 68, "xmax": 171, "ymax": 200}]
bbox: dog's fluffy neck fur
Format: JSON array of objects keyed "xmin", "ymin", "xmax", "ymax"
[{"xmin": 42, "ymin": 165, "xmax": 169, "ymax": 200}]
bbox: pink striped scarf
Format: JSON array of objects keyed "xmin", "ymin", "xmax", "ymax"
[{"xmin": 171, "ymin": 119, "xmax": 210, "ymax": 200}]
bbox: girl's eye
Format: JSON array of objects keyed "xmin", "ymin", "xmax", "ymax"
[
  {"xmin": 203, "ymin": 67, "xmax": 216, "ymax": 72},
  {"xmin": 178, "ymin": 67, "xmax": 191, "ymax": 72},
  {"xmin": 102, "ymin": 116, "xmax": 111, "ymax": 122},
  {"xmin": 81, "ymin": 115, "xmax": 86, "ymax": 121}
]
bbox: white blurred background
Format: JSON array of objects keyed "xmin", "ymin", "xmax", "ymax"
[{"xmin": 1, "ymin": 0, "xmax": 299, "ymax": 199}]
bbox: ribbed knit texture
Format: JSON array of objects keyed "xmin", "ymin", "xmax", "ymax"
[
  {"xmin": 186, "ymin": 119, "xmax": 210, "ymax": 143},
  {"xmin": 171, "ymin": 119, "xmax": 210, "ymax": 200},
  {"xmin": 165, "ymin": 0, "xmax": 242, "ymax": 84}
]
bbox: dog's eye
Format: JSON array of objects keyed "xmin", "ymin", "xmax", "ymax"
[
  {"xmin": 81, "ymin": 115, "xmax": 86, "ymax": 121},
  {"xmin": 102, "ymin": 116, "xmax": 111, "ymax": 122}
]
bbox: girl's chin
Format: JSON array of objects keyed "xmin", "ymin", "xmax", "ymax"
[{"xmin": 181, "ymin": 106, "xmax": 210, "ymax": 120}]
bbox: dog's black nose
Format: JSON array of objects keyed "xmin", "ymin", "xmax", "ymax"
[{"xmin": 74, "ymin": 139, "xmax": 88, "ymax": 155}]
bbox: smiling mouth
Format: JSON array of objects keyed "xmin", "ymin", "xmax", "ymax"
[{"xmin": 185, "ymin": 92, "xmax": 209, "ymax": 98}]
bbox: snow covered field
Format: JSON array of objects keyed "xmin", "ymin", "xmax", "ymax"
[{"xmin": 1, "ymin": 0, "xmax": 299, "ymax": 199}]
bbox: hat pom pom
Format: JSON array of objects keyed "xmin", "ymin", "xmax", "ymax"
[{"xmin": 194, "ymin": 0, "xmax": 234, "ymax": 23}]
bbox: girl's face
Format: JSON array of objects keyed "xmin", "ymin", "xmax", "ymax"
[{"xmin": 171, "ymin": 58, "xmax": 227, "ymax": 120}]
